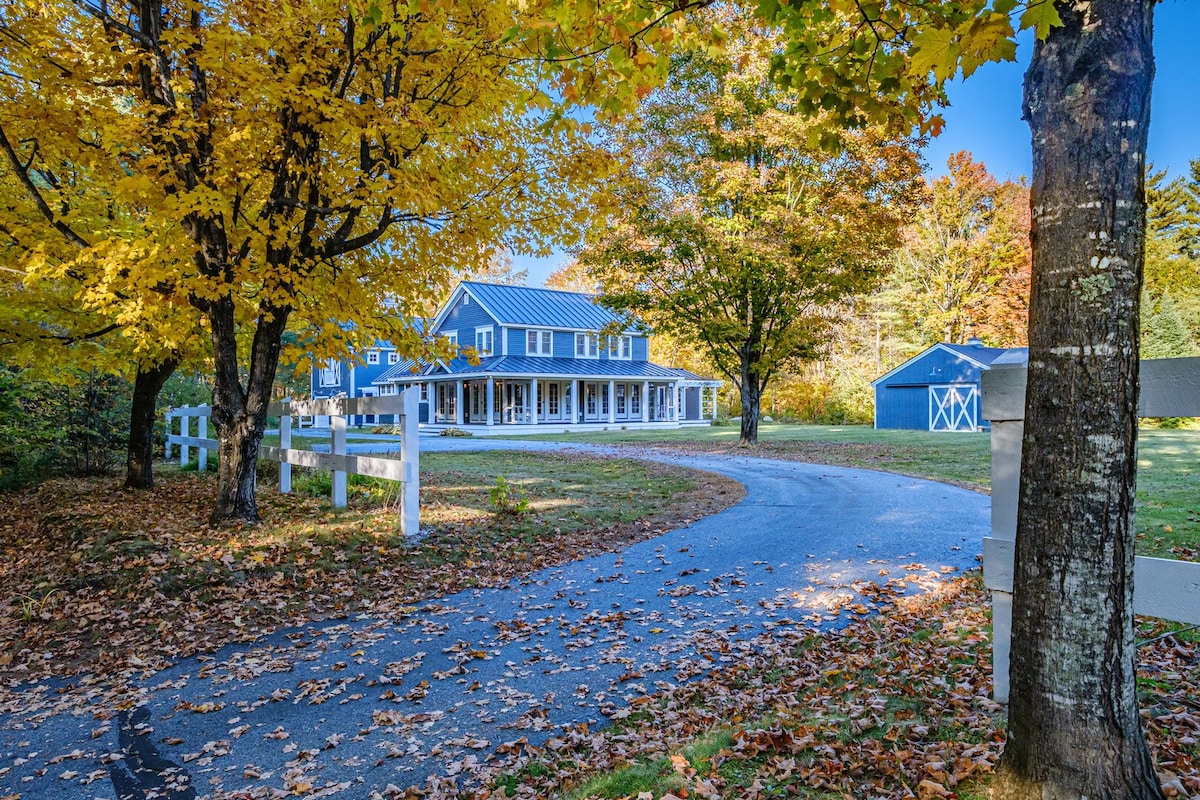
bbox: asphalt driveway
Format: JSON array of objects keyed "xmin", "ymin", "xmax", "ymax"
[{"xmin": 0, "ymin": 443, "xmax": 988, "ymax": 799}]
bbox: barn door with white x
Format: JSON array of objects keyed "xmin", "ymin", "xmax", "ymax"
[{"xmin": 929, "ymin": 385, "xmax": 978, "ymax": 432}]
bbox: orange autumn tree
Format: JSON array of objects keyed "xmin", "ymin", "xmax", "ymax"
[
  {"xmin": 0, "ymin": 0, "xmax": 621, "ymax": 522},
  {"xmin": 889, "ymin": 152, "xmax": 1031, "ymax": 348}
]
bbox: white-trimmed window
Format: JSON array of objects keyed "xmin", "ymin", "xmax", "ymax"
[
  {"xmin": 575, "ymin": 332, "xmax": 600, "ymax": 359},
  {"xmin": 443, "ymin": 331, "xmax": 458, "ymax": 352},
  {"xmin": 527, "ymin": 329, "xmax": 554, "ymax": 356},
  {"xmin": 366, "ymin": 349, "xmax": 380, "ymax": 365},
  {"xmin": 319, "ymin": 359, "xmax": 342, "ymax": 387},
  {"xmin": 608, "ymin": 335, "xmax": 633, "ymax": 360},
  {"xmin": 379, "ymin": 383, "xmax": 398, "ymax": 395},
  {"xmin": 475, "ymin": 326, "xmax": 494, "ymax": 356},
  {"xmin": 388, "ymin": 351, "xmax": 400, "ymax": 365}
]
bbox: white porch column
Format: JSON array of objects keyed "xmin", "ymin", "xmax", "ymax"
[
  {"xmin": 671, "ymin": 382, "xmax": 678, "ymax": 420},
  {"xmin": 486, "ymin": 377, "xmax": 495, "ymax": 427},
  {"xmin": 530, "ymin": 379, "xmax": 539, "ymax": 425},
  {"xmin": 455, "ymin": 379, "xmax": 464, "ymax": 424},
  {"xmin": 641, "ymin": 382, "xmax": 650, "ymax": 423},
  {"xmin": 575, "ymin": 379, "xmax": 583, "ymax": 423},
  {"xmin": 608, "ymin": 380, "xmax": 616, "ymax": 424}
]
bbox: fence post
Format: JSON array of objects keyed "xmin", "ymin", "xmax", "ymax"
[
  {"xmin": 197, "ymin": 413, "xmax": 208, "ymax": 472},
  {"xmin": 180, "ymin": 407, "xmax": 191, "ymax": 467},
  {"xmin": 401, "ymin": 386, "xmax": 420, "ymax": 536},
  {"xmin": 165, "ymin": 410, "xmax": 174, "ymax": 460},
  {"xmin": 279, "ymin": 400, "xmax": 292, "ymax": 495},
  {"xmin": 331, "ymin": 411, "xmax": 347, "ymax": 508},
  {"xmin": 980, "ymin": 351, "xmax": 1028, "ymax": 705}
]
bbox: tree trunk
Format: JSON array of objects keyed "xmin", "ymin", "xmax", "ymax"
[
  {"xmin": 992, "ymin": 2, "xmax": 1163, "ymax": 799},
  {"xmin": 124, "ymin": 357, "xmax": 179, "ymax": 489},
  {"xmin": 738, "ymin": 359, "xmax": 765, "ymax": 445},
  {"xmin": 207, "ymin": 297, "xmax": 289, "ymax": 525}
]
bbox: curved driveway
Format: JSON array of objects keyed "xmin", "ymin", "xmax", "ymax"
[{"xmin": 0, "ymin": 441, "xmax": 988, "ymax": 799}]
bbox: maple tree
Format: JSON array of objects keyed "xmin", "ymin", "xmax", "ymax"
[
  {"xmin": 753, "ymin": 0, "xmax": 1162, "ymax": 795},
  {"xmin": 889, "ymin": 152, "xmax": 1030, "ymax": 347},
  {"xmin": 0, "ymin": 0, "xmax": 616, "ymax": 522},
  {"xmin": 582, "ymin": 32, "xmax": 923, "ymax": 445},
  {"xmin": 543, "ymin": 260, "xmax": 599, "ymax": 294}
]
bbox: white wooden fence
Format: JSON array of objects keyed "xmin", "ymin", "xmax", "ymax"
[
  {"xmin": 165, "ymin": 389, "xmax": 420, "ymax": 536},
  {"xmin": 981, "ymin": 354, "xmax": 1200, "ymax": 703}
]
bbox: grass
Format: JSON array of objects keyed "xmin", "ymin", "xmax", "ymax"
[
  {"xmin": 508, "ymin": 422, "xmax": 1200, "ymax": 560},
  {"xmin": 485, "ymin": 574, "xmax": 1199, "ymax": 799},
  {"xmin": 0, "ymin": 451, "xmax": 741, "ymax": 679}
]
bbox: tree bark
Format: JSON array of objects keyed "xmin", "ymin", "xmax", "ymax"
[
  {"xmin": 124, "ymin": 357, "xmax": 179, "ymax": 489},
  {"xmin": 992, "ymin": 2, "xmax": 1163, "ymax": 798},
  {"xmin": 206, "ymin": 296, "xmax": 289, "ymax": 525},
  {"xmin": 738, "ymin": 358, "xmax": 765, "ymax": 445}
]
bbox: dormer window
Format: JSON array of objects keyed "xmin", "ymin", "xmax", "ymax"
[
  {"xmin": 366, "ymin": 350, "xmax": 380, "ymax": 365},
  {"xmin": 575, "ymin": 333, "xmax": 600, "ymax": 359},
  {"xmin": 527, "ymin": 329, "xmax": 553, "ymax": 356},
  {"xmin": 608, "ymin": 335, "xmax": 632, "ymax": 360}
]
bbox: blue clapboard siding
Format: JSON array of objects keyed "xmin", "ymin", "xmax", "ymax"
[{"xmin": 435, "ymin": 293, "xmax": 499, "ymax": 343}]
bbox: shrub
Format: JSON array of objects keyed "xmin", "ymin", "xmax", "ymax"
[
  {"xmin": 439, "ymin": 427, "xmax": 473, "ymax": 438},
  {"xmin": 489, "ymin": 474, "xmax": 529, "ymax": 516}
]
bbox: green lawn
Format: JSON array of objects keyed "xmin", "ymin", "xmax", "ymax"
[{"xmin": 509, "ymin": 423, "xmax": 1200, "ymax": 560}]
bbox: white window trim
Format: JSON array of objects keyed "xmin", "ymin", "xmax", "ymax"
[
  {"xmin": 319, "ymin": 359, "xmax": 342, "ymax": 387},
  {"xmin": 366, "ymin": 349, "xmax": 380, "ymax": 365},
  {"xmin": 608, "ymin": 335, "xmax": 633, "ymax": 360},
  {"xmin": 575, "ymin": 332, "xmax": 600, "ymax": 359},
  {"xmin": 475, "ymin": 325, "xmax": 494, "ymax": 356},
  {"xmin": 444, "ymin": 331, "xmax": 458, "ymax": 347},
  {"xmin": 528, "ymin": 328, "xmax": 554, "ymax": 357},
  {"xmin": 387, "ymin": 351, "xmax": 400, "ymax": 365}
]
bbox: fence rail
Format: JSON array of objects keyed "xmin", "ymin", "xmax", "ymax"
[
  {"xmin": 165, "ymin": 389, "xmax": 420, "ymax": 535},
  {"xmin": 981, "ymin": 354, "xmax": 1200, "ymax": 703}
]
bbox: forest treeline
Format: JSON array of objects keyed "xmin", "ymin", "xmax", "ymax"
[{"xmin": 630, "ymin": 153, "xmax": 1200, "ymax": 424}]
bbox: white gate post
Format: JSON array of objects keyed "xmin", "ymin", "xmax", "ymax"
[
  {"xmin": 180, "ymin": 407, "xmax": 191, "ymax": 467},
  {"xmin": 331, "ymin": 411, "xmax": 347, "ymax": 508},
  {"xmin": 980, "ymin": 352, "xmax": 1029, "ymax": 704},
  {"xmin": 401, "ymin": 387, "xmax": 420, "ymax": 536},
  {"xmin": 279, "ymin": 400, "xmax": 292, "ymax": 494},
  {"xmin": 197, "ymin": 413, "xmax": 208, "ymax": 472},
  {"xmin": 165, "ymin": 410, "xmax": 174, "ymax": 460}
]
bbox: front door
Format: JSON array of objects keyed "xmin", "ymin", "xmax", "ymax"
[
  {"xmin": 583, "ymin": 382, "xmax": 600, "ymax": 421},
  {"xmin": 929, "ymin": 385, "xmax": 978, "ymax": 432},
  {"xmin": 505, "ymin": 382, "xmax": 526, "ymax": 423}
]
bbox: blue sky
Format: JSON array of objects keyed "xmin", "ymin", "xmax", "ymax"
[{"xmin": 520, "ymin": 4, "xmax": 1198, "ymax": 285}]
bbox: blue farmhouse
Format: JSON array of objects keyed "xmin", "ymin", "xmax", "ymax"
[
  {"xmin": 872, "ymin": 339, "xmax": 1018, "ymax": 432},
  {"xmin": 312, "ymin": 281, "xmax": 721, "ymax": 431}
]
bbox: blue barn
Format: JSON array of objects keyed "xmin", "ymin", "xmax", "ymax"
[{"xmin": 872, "ymin": 339, "xmax": 1019, "ymax": 431}]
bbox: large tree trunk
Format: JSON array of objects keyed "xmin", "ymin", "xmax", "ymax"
[
  {"xmin": 738, "ymin": 359, "xmax": 766, "ymax": 445},
  {"xmin": 992, "ymin": 2, "xmax": 1162, "ymax": 798},
  {"xmin": 124, "ymin": 357, "xmax": 179, "ymax": 489},
  {"xmin": 207, "ymin": 297, "xmax": 289, "ymax": 525}
]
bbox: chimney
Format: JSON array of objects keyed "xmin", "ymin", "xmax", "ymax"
[{"xmin": 966, "ymin": 336, "xmax": 983, "ymax": 347}]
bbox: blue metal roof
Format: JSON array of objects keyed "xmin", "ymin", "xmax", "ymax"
[
  {"xmin": 940, "ymin": 342, "xmax": 1013, "ymax": 366},
  {"xmin": 462, "ymin": 281, "xmax": 628, "ymax": 331},
  {"xmin": 372, "ymin": 358, "xmax": 426, "ymax": 384},
  {"xmin": 387, "ymin": 356, "xmax": 697, "ymax": 381}
]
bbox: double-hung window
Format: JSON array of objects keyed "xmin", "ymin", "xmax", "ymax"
[
  {"xmin": 387, "ymin": 351, "xmax": 400, "ymax": 365},
  {"xmin": 527, "ymin": 329, "xmax": 553, "ymax": 356},
  {"xmin": 366, "ymin": 349, "xmax": 380, "ymax": 365},
  {"xmin": 475, "ymin": 326, "xmax": 494, "ymax": 356},
  {"xmin": 607, "ymin": 335, "xmax": 633, "ymax": 360},
  {"xmin": 575, "ymin": 332, "xmax": 600, "ymax": 359}
]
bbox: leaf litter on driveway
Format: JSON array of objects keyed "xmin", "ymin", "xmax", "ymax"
[{"xmin": 1, "ymin": 451, "xmax": 998, "ymax": 799}]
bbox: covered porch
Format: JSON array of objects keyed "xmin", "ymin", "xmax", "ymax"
[{"xmin": 417, "ymin": 376, "xmax": 683, "ymax": 427}]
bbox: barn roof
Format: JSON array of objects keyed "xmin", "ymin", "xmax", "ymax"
[{"xmin": 870, "ymin": 341, "xmax": 1015, "ymax": 387}]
